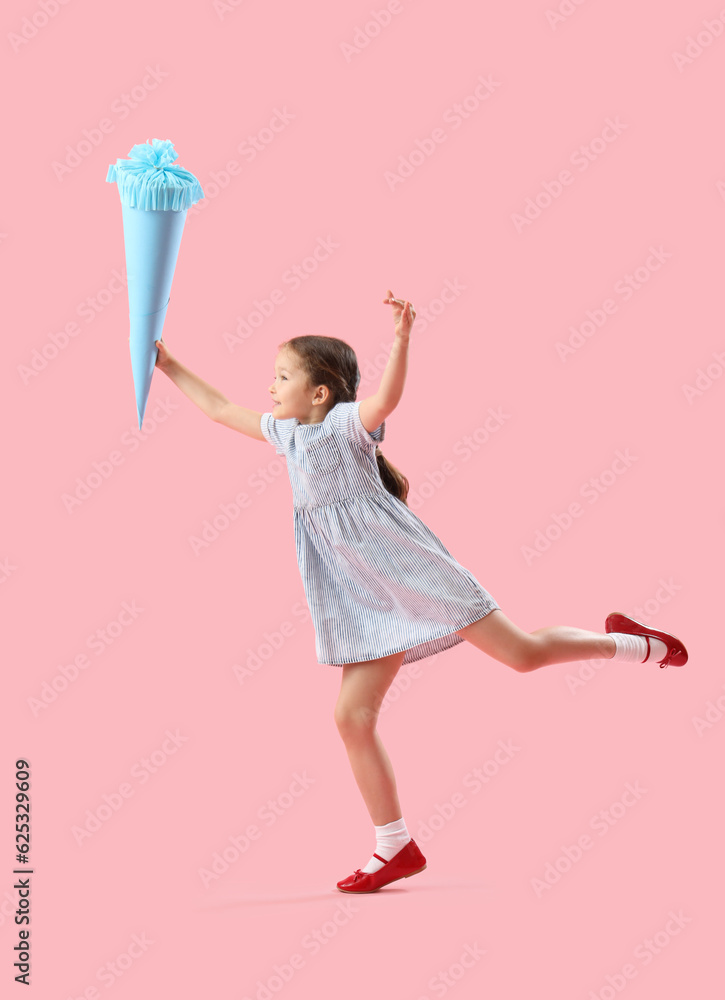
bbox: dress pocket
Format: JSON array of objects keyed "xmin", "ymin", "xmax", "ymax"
[{"xmin": 305, "ymin": 435, "xmax": 342, "ymax": 474}]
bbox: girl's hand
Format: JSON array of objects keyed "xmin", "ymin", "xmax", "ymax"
[
  {"xmin": 154, "ymin": 338, "xmax": 174, "ymax": 371},
  {"xmin": 383, "ymin": 290, "xmax": 416, "ymax": 338}
]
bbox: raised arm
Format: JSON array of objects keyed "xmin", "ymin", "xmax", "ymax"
[
  {"xmin": 155, "ymin": 339, "xmax": 266, "ymax": 441},
  {"xmin": 359, "ymin": 293, "xmax": 415, "ymax": 434}
]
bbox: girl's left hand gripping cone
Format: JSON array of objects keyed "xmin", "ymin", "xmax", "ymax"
[{"xmin": 106, "ymin": 139, "xmax": 204, "ymax": 428}]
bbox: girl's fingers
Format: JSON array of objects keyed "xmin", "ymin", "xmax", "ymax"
[{"xmin": 383, "ymin": 294, "xmax": 416, "ymax": 315}]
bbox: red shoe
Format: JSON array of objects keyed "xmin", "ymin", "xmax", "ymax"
[
  {"xmin": 336, "ymin": 839, "xmax": 427, "ymax": 893},
  {"xmin": 605, "ymin": 612, "xmax": 688, "ymax": 668}
]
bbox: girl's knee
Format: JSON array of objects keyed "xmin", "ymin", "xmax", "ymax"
[
  {"xmin": 334, "ymin": 701, "xmax": 379, "ymax": 738},
  {"xmin": 460, "ymin": 610, "xmax": 542, "ymax": 672},
  {"xmin": 334, "ymin": 652, "xmax": 403, "ymax": 736},
  {"xmin": 504, "ymin": 638, "xmax": 545, "ymax": 672}
]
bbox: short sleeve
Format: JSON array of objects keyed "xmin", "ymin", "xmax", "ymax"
[
  {"xmin": 260, "ymin": 411, "xmax": 298, "ymax": 455},
  {"xmin": 330, "ymin": 400, "xmax": 386, "ymax": 448}
]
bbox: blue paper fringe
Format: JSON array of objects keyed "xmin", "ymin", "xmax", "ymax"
[{"xmin": 106, "ymin": 138, "xmax": 204, "ymax": 211}]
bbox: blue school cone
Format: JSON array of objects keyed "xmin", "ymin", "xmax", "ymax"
[{"xmin": 106, "ymin": 139, "xmax": 204, "ymax": 428}]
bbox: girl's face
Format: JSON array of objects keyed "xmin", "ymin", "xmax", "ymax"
[{"xmin": 269, "ymin": 349, "xmax": 330, "ymax": 423}]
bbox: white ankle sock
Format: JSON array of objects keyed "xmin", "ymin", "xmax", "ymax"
[
  {"xmin": 609, "ymin": 631, "xmax": 668, "ymax": 663},
  {"xmin": 361, "ymin": 817, "xmax": 411, "ymax": 874}
]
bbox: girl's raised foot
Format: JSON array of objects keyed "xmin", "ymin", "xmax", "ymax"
[{"xmin": 605, "ymin": 612, "xmax": 688, "ymax": 668}]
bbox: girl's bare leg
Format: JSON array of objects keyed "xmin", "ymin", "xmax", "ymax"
[
  {"xmin": 456, "ymin": 609, "xmax": 616, "ymax": 672},
  {"xmin": 333, "ymin": 650, "xmax": 406, "ymax": 826}
]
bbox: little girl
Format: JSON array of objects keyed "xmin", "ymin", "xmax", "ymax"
[{"xmin": 154, "ymin": 288, "xmax": 688, "ymax": 895}]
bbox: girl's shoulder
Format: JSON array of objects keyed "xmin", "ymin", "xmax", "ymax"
[{"xmin": 328, "ymin": 399, "xmax": 385, "ymax": 448}]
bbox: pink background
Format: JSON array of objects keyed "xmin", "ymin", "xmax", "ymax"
[{"xmin": 2, "ymin": 0, "xmax": 722, "ymax": 996}]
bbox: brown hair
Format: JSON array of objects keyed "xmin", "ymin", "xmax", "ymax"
[{"xmin": 279, "ymin": 334, "xmax": 410, "ymax": 506}]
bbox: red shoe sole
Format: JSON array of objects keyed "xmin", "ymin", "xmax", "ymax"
[{"xmin": 605, "ymin": 612, "xmax": 688, "ymax": 667}]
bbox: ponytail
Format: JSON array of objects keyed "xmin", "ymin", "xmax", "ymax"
[{"xmin": 375, "ymin": 446, "xmax": 410, "ymax": 507}]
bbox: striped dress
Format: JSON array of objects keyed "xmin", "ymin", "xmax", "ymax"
[{"xmin": 260, "ymin": 400, "xmax": 500, "ymax": 667}]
